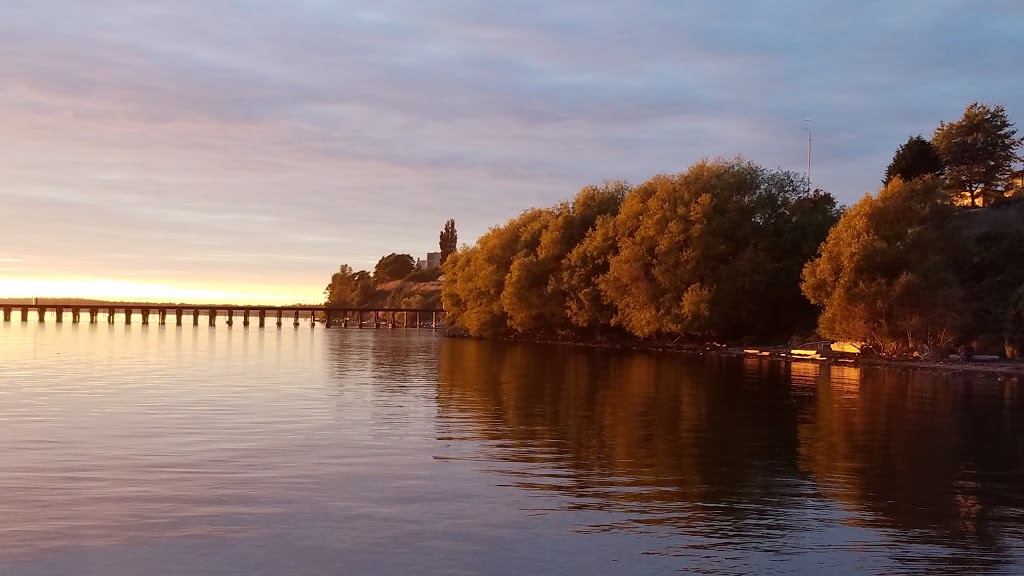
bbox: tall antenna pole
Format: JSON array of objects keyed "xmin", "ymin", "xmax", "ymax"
[{"xmin": 805, "ymin": 118, "xmax": 812, "ymax": 191}]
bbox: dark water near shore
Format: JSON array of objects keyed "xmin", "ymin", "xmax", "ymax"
[{"xmin": 1, "ymin": 321, "xmax": 1023, "ymax": 575}]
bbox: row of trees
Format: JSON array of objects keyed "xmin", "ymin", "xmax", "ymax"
[
  {"xmin": 442, "ymin": 159, "xmax": 840, "ymax": 341},
  {"xmin": 442, "ymin": 102, "xmax": 1024, "ymax": 356}
]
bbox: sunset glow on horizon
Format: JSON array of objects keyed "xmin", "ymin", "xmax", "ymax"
[
  {"xmin": 0, "ymin": 278, "xmax": 322, "ymax": 305},
  {"xmin": 1, "ymin": 2, "xmax": 1021, "ymax": 299}
]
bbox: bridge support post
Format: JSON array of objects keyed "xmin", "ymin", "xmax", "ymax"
[
  {"xmin": 193, "ymin": 309, "xmax": 200, "ymax": 326},
  {"xmin": 226, "ymin": 309, "xmax": 233, "ymax": 327},
  {"xmin": 325, "ymin": 310, "xmax": 332, "ymax": 328},
  {"xmin": 176, "ymin": 309, "xmax": 183, "ymax": 326},
  {"xmin": 258, "ymin": 310, "xmax": 266, "ymax": 328},
  {"xmin": 310, "ymin": 310, "xmax": 315, "ymax": 329},
  {"xmin": 3, "ymin": 307, "xmax": 11, "ymax": 322},
  {"xmin": 72, "ymin": 308, "xmax": 80, "ymax": 323},
  {"xmin": 209, "ymin": 309, "xmax": 216, "ymax": 327},
  {"xmin": 124, "ymin": 309, "xmax": 132, "ymax": 325},
  {"xmin": 108, "ymin": 308, "xmax": 115, "ymax": 324},
  {"xmin": 21, "ymin": 307, "xmax": 28, "ymax": 322},
  {"xmin": 90, "ymin": 308, "xmax": 98, "ymax": 324},
  {"xmin": 373, "ymin": 310, "xmax": 379, "ymax": 328},
  {"xmin": 432, "ymin": 311, "xmax": 437, "ymax": 329},
  {"xmin": 276, "ymin": 310, "xmax": 282, "ymax": 327},
  {"xmin": 293, "ymin": 310, "xmax": 300, "ymax": 327},
  {"xmin": 243, "ymin": 309, "xmax": 250, "ymax": 327},
  {"xmin": 356, "ymin": 311, "xmax": 362, "ymax": 328},
  {"xmin": 56, "ymin": 307, "xmax": 64, "ymax": 323},
  {"xmin": 37, "ymin": 307, "xmax": 46, "ymax": 322},
  {"xmin": 141, "ymin": 309, "xmax": 150, "ymax": 325}
]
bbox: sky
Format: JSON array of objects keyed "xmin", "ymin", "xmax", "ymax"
[{"xmin": 1, "ymin": 1, "xmax": 1022, "ymax": 303}]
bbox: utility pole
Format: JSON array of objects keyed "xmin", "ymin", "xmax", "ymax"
[{"xmin": 804, "ymin": 118, "xmax": 812, "ymax": 191}]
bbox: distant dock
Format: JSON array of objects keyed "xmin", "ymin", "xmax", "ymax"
[{"xmin": 1, "ymin": 303, "xmax": 444, "ymax": 329}]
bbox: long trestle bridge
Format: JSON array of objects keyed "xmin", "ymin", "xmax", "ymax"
[{"xmin": 1, "ymin": 304, "xmax": 444, "ymax": 329}]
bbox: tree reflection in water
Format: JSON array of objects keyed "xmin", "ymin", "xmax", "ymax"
[{"xmin": 437, "ymin": 338, "xmax": 1024, "ymax": 573}]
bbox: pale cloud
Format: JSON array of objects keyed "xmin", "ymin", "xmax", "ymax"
[{"xmin": 0, "ymin": 0, "xmax": 1022, "ymax": 300}]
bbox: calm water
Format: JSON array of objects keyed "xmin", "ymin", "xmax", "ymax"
[{"xmin": 1, "ymin": 320, "xmax": 1023, "ymax": 575}]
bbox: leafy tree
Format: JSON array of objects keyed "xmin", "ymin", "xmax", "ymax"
[
  {"xmin": 597, "ymin": 159, "xmax": 838, "ymax": 340},
  {"xmin": 801, "ymin": 176, "xmax": 965, "ymax": 354},
  {"xmin": 959, "ymin": 231, "xmax": 1024, "ymax": 347},
  {"xmin": 441, "ymin": 182, "xmax": 629, "ymax": 337},
  {"xmin": 325, "ymin": 264, "xmax": 376, "ymax": 308},
  {"xmin": 562, "ymin": 214, "xmax": 620, "ymax": 330},
  {"xmin": 502, "ymin": 181, "xmax": 629, "ymax": 333},
  {"xmin": 933, "ymin": 102, "xmax": 1022, "ymax": 207},
  {"xmin": 373, "ymin": 253, "xmax": 416, "ymax": 283},
  {"xmin": 442, "ymin": 209, "xmax": 551, "ymax": 336},
  {"xmin": 883, "ymin": 135, "xmax": 944, "ymax": 185},
  {"xmin": 439, "ymin": 219, "xmax": 458, "ymax": 265},
  {"xmin": 1005, "ymin": 283, "xmax": 1024, "ymax": 358}
]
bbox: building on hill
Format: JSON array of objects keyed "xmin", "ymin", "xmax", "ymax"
[
  {"xmin": 953, "ymin": 169, "xmax": 1024, "ymax": 207},
  {"xmin": 417, "ymin": 252, "xmax": 442, "ymax": 270}
]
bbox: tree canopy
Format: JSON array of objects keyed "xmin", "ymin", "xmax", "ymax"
[
  {"xmin": 933, "ymin": 102, "xmax": 1022, "ymax": 206},
  {"xmin": 325, "ymin": 265, "xmax": 377, "ymax": 308},
  {"xmin": 373, "ymin": 253, "xmax": 416, "ymax": 283},
  {"xmin": 801, "ymin": 176, "xmax": 965, "ymax": 353},
  {"xmin": 883, "ymin": 135, "xmax": 944, "ymax": 185},
  {"xmin": 443, "ymin": 160, "xmax": 838, "ymax": 341}
]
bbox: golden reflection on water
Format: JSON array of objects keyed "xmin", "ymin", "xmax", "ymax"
[{"xmin": 437, "ymin": 339, "xmax": 1024, "ymax": 572}]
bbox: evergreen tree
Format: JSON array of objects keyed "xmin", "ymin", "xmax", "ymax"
[
  {"xmin": 883, "ymin": 135, "xmax": 944, "ymax": 185},
  {"xmin": 439, "ymin": 219, "xmax": 458, "ymax": 265}
]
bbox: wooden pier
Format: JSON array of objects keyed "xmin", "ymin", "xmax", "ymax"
[{"xmin": 1, "ymin": 304, "xmax": 444, "ymax": 329}]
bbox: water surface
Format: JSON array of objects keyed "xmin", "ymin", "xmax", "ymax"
[{"xmin": 1, "ymin": 321, "xmax": 1022, "ymax": 574}]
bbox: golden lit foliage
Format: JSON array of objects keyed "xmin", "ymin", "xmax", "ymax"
[
  {"xmin": 444, "ymin": 159, "xmax": 838, "ymax": 340},
  {"xmin": 801, "ymin": 176, "xmax": 965, "ymax": 353},
  {"xmin": 598, "ymin": 159, "xmax": 838, "ymax": 339}
]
